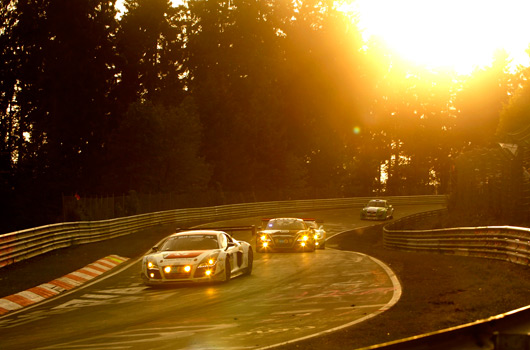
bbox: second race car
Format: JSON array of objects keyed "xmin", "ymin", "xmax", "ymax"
[
  {"xmin": 141, "ymin": 228, "xmax": 253, "ymax": 286},
  {"xmin": 256, "ymin": 217, "xmax": 317, "ymax": 252}
]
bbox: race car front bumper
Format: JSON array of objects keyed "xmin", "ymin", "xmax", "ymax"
[{"xmin": 142, "ymin": 264, "xmax": 224, "ymax": 285}]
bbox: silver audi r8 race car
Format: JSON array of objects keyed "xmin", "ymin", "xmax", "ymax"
[
  {"xmin": 256, "ymin": 217, "xmax": 316, "ymax": 252},
  {"xmin": 360, "ymin": 199, "xmax": 394, "ymax": 220},
  {"xmin": 141, "ymin": 228, "xmax": 253, "ymax": 285}
]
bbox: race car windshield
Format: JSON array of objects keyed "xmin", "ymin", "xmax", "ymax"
[
  {"xmin": 161, "ymin": 235, "xmax": 219, "ymax": 251},
  {"xmin": 368, "ymin": 201, "xmax": 386, "ymax": 207},
  {"xmin": 268, "ymin": 220, "xmax": 306, "ymax": 230}
]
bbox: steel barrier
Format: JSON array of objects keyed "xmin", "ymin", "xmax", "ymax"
[
  {"xmin": 359, "ymin": 305, "xmax": 530, "ymax": 350},
  {"xmin": 384, "ymin": 209, "xmax": 530, "ymax": 266},
  {"xmin": 0, "ymin": 195, "xmax": 445, "ymax": 269},
  {"xmin": 376, "ymin": 210, "xmax": 530, "ymax": 350}
]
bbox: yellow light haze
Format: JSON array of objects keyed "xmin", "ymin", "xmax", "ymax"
[{"xmin": 351, "ymin": 0, "xmax": 530, "ymax": 74}]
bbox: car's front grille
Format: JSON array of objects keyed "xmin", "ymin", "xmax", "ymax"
[
  {"xmin": 163, "ymin": 265, "xmax": 192, "ymax": 279},
  {"xmin": 164, "ymin": 271, "xmax": 191, "ymax": 279},
  {"xmin": 273, "ymin": 237, "xmax": 293, "ymax": 247}
]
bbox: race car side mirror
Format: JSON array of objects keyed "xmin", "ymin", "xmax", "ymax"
[{"xmin": 152, "ymin": 246, "xmax": 159, "ymax": 252}]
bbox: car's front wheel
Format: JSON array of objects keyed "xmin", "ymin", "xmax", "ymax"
[{"xmin": 222, "ymin": 260, "xmax": 231, "ymax": 282}]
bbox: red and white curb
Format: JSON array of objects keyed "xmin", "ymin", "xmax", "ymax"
[{"xmin": 0, "ymin": 254, "xmax": 129, "ymax": 316}]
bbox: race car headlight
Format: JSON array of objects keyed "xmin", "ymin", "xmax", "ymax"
[
  {"xmin": 146, "ymin": 260, "xmax": 158, "ymax": 270},
  {"xmin": 198, "ymin": 255, "xmax": 218, "ymax": 268},
  {"xmin": 260, "ymin": 234, "xmax": 270, "ymax": 241},
  {"xmin": 298, "ymin": 235, "xmax": 309, "ymax": 242}
]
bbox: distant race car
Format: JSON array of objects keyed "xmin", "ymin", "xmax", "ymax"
[
  {"xmin": 360, "ymin": 199, "xmax": 394, "ymax": 220},
  {"xmin": 256, "ymin": 217, "xmax": 316, "ymax": 252},
  {"xmin": 141, "ymin": 228, "xmax": 253, "ymax": 285},
  {"xmin": 306, "ymin": 219, "xmax": 327, "ymax": 249}
]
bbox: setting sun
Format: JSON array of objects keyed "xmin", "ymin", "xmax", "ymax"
[{"xmin": 347, "ymin": 0, "xmax": 530, "ymax": 74}]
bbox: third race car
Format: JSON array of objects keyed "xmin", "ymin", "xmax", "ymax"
[{"xmin": 360, "ymin": 199, "xmax": 394, "ymax": 220}]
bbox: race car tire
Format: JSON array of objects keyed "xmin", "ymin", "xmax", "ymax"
[
  {"xmin": 319, "ymin": 243, "xmax": 326, "ymax": 249},
  {"xmin": 243, "ymin": 248, "xmax": 253, "ymax": 275},
  {"xmin": 222, "ymin": 260, "xmax": 231, "ymax": 282}
]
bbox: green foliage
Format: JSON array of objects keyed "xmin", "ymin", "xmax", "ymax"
[
  {"xmin": 104, "ymin": 97, "xmax": 210, "ymax": 193},
  {"xmin": 498, "ymin": 64, "xmax": 530, "ymax": 137},
  {"xmin": 454, "ymin": 51, "xmax": 514, "ymax": 147}
]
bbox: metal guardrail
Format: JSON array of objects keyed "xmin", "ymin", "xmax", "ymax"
[
  {"xmin": 377, "ymin": 210, "xmax": 530, "ymax": 350},
  {"xmin": 359, "ymin": 305, "xmax": 530, "ymax": 350},
  {"xmin": 0, "ymin": 195, "xmax": 445, "ymax": 269},
  {"xmin": 383, "ymin": 209, "xmax": 530, "ymax": 266}
]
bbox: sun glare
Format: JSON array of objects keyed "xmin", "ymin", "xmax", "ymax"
[
  {"xmin": 115, "ymin": 0, "xmax": 184, "ymax": 18},
  {"xmin": 348, "ymin": 0, "xmax": 530, "ymax": 75}
]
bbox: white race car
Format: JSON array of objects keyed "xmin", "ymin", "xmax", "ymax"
[{"xmin": 141, "ymin": 229, "xmax": 253, "ymax": 285}]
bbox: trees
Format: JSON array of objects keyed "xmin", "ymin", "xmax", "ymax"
[
  {"xmin": 0, "ymin": 0, "xmax": 120, "ymax": 230},
  {"xmin": 114, "ymin": 0, "xmax": 187, "ymax": 113},
  {"xmin": 497, "ymin": 63, "xmax": 530, "ymax": 137},
  {"xmin": 104, "ymin": 98, "xmax": 209, "ymax": 194},
  {"xmin": 0, "ymin": 0, "xmax": 523, "ymax": 231},
  {"xmin": 453, "ymin": 50, "xmax": 513, "ymax": 148}
]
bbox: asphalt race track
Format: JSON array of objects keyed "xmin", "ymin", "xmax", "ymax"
[{"xmin": 0, "ymin": 204, "xmax": 444, "ymax": 350}]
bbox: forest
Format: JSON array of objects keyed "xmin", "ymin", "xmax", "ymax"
[{"xmin": 1, "ymin": 0, "xmax": 530, "ymax": 233}]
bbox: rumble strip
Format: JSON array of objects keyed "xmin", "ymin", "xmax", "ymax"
[{"xmin": 0, "ymin": 255, "xmax": 129, "ymax": 316}]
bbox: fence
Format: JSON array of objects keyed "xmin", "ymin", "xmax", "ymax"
[
  {"xmin": 61, "ymin": 187, "xmax": 353, "ymax": 222},
  {"xmin": 383, "ymin": 209, "xmax": 530, "ymax": 266},
  {"xmin": 1, "ymin": 195, "xmax": 445, "ymax": 269}
]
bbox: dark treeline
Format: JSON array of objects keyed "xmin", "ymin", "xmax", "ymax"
[{"xmin": 1, "ymin": 0, "xmax": 529, "ymax": 232}]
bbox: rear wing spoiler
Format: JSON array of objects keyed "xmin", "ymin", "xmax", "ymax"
[
  {"xmin": 259, "ymin": 218, "xmax": 324, "ymax": 230},
  {"xmin": 176, "ymin": 226, "xmax": 257, "ymax": 236},
  {"xmin": 260, "ymin": 218, "xmax": 323, "ymax": 223}
]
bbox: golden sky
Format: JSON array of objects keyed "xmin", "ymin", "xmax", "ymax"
[{"xmin": 349, "ymin": 0, "xmax": 530, "ymax": 74}]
